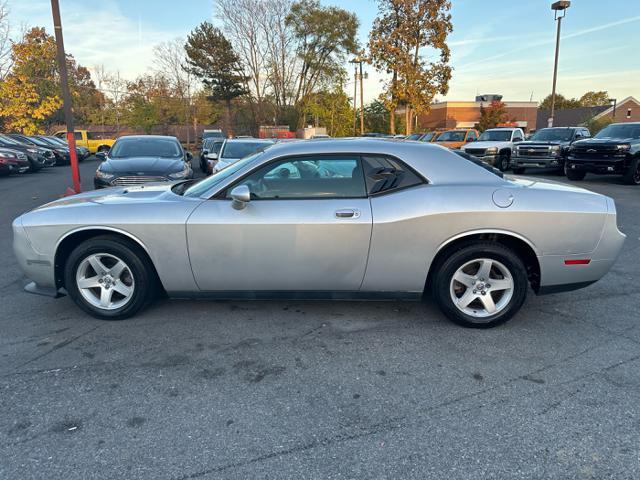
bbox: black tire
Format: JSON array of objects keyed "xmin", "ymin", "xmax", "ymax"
[
  {"xmin": 512, "ymin": 167, "xmax": 525, "ymax": 174},
  {"xmin": 622, "ymin": 157, "xmax": 640, "ymax": 185},
  {"xmin": 431, "ymin": 242, "xmax": 528, "ymax": 328},
  {"xmin": 498, "ymin": 152, "xmax": 510, "ymax": 172},
  {"xmin": 64, "ymin": 235, "xmax": 157, "ymax": 320},
  {"xmin": 565, "ymin": 164, "xmax": 586, "ymax": 181}
]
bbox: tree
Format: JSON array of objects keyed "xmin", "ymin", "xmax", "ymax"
[
  {"xmin": 286, "ymin": 0, "xmax": 359, "ymax": 127},
  {"xmin": 369, "ymin": 0, "xmax": 452, "ymax": 135},
  {"xmin": 364, "ymin": 100, "xmax": 389, "ymax": 134},
  {"xmin": 184, "ymin": 22, "xmax": 247, "ymax": 135},
  {"xmin": 478, "ymin": 100, "xmax": 510, "ymax": 132},
  {"xmin": 0, "ymin": 1, "xmax": 11, "ymax": 80},
  {"xmin": 539, "ymin": 93, "xmax": 580, "ymax": 110},
  {"xmin": 579, "ymin": 90, "xmax": 610, "ymax": 107},
  {"xmin": 304, "ymin": 85, "xmax": 353, "ymax": 137},
  {"xmin": 214, "ymin": 0, "xmax": 268, "ymax": 128},
  {"xmin": 0, "ymin": 27, "xmax": 61, "ymax": 133}
]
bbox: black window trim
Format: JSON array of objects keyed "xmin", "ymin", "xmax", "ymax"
[
  {"xmin": 361, "ymin": 153, "xmax": 428, "ymax": 197},
  {"xmin": 212, "ymin": 151, "xmax": 428, "ymax": 201},
  {"xmin": 215, "ymin": 152, "xmax": 369, "ymax": 201}
]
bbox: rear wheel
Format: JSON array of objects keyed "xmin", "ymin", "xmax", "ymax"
[
  {"xmin": 622, "ymin": 157, "xmax": 640, "ymax": 185},
  {"xmin": 432, "ymin": 242, "xmax": 528, "ymax": 328},
  {"xmin": 64, "ymin": 236, "xmax": 156, "ymax": 320}
]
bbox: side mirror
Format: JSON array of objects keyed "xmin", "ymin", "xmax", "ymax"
[
  {"xmin": 95, "ymin": 151, "xmax": 107, "ymax": 160},
  {"xmin": 230, "ymin": 185, "xmax": 250, "ymax": 210},
  {"xmin": 206, "ymin": 152, "xmax": 218, "ymax": 160},
  {"xmin": 202, "ymin": 149, "xmax": 209, "ymax": 155},
  {"xmin": 186, "ymin": 151, "xmax": 193, "ymax": 161}
]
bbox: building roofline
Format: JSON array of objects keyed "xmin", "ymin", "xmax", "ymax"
[{"xmin": 592, "ymin": 96, "xmax": 640, "ymax": 120}]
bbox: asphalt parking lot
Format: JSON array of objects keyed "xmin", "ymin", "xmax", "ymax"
[{"xmin": 1, "ymin": 158, "xmax": 639, "ymax": 479}]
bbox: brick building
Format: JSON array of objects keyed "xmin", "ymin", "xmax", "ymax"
[{"xmin": 417, "ymin": 98, "xmax": 538, "ymax": 132}]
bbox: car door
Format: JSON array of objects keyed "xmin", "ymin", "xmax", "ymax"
[{"xmin": 186, "ymin": 154, "xmax": 373, "ymax": 291}]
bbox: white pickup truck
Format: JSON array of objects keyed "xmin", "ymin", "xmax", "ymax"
[{"xmin": 460, "ymin": 127, "xmax": 525, "ymax": 171}]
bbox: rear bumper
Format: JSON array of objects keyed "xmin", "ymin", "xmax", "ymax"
[{"xmin": 537, "ymin": 198, "xmax": 625, "ymax": 293}]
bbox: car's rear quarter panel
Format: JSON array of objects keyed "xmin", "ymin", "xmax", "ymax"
[{"xmin": 362, "ymin": 183, "xmax": 609, "ymax": 292}]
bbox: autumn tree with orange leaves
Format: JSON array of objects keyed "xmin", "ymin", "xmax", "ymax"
[{"xmin": 369, "ymin": 0, "xmax": 452, "ymax": 135}]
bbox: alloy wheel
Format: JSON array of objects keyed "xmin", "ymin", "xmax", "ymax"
[
  {"xmin": 75, "ymin": 253, "xmax": 135, "ymax": 310},
  {"xmin": 449, "ymin": 258, "xmax": 514, "ymax": 319}
]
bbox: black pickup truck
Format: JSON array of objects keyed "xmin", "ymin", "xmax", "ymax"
[
  {"xmin": 512, "ymin": 127, "xmax": 590, "ymax": 174},
  {"xmin": 566, "ymin": 122, "xmax": 640, "ymax": 185}
]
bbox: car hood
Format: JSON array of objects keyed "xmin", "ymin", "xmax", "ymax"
[
  {"xmin": 462, "ymin": 141, "xmax": 511, "ymax": 150},
  {"xmin": 33, "ymin": 182, "xmax": 181, "ymax": 211},
  {"xmin": 102, "ymin": 156, "xmax": 184, "ymax": 174}
]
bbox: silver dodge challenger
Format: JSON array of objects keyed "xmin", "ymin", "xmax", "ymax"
[{"xmin": 12, "ymin": 139, "xmax": 625, "ymax": 328}]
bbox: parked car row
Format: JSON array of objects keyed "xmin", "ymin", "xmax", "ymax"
[
  {"xmin": 0, "ymin": 132, "xmax": 93, "ymax": 177},
  {"xmin": 405, "ymin": 123, "xmax": 640, "ymax": 185}
]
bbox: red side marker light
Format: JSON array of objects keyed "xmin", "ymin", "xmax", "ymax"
[{"xmin": 564, "ymin": 259, "xmax": 591, "ymax": 265}]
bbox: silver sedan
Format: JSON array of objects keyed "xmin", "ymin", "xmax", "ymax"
[{"xmin": 12, "ymin": 139, "xmax": 625, "ymax": 327}]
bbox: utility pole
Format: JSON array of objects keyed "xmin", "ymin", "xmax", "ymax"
[
  {"xmin": 359, "ymin": 60, "xmax": 364, "ymax": 136},
  {"xmin": 549, "ymin": 1, "xmax": 571, "ymax": 128},
  {"xmin": 352, "ymin": 64, "xmax": 357, "ymax": 136},
  {"xmin": 51, "ymin": 0, "xmax": 81, "ymax": 194}
]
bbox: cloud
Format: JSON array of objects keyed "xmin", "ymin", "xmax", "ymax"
[{"xmin": 7, "ymin": 0, "xmax": 186, "ymax": 80}]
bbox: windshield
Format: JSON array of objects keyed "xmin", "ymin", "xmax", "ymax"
[
  {"xmin": 35, "ymin": 136, "xmax": 59, "ymax": 147},
  {"xmin": 531, "ymin": 128, "xmax": 574, "ymax": 141},
  {"xmin": 406, "ymin": 133, "xmax": 421, "ymax": 140},
  {"xmin": 21, "ymin": 136, "xmax": 50, "ymax": 147},
  {"xmin": 0, "ymin": 134, "xmax": 22, "ymax": 146},
  {"xmin": 221, "ymin": 141, "xmax": 271, "ymax": 159},
  {"xmin": 436, "ymin": 131, "xmax": 466, "ymax": 142},
  {"xmin": 109, "ymin": 138, "xmax": 183, "ymax": 158},
  {"xmin": 45, "ymin": 136, "xmax": 67, "ymax": 146},
  {"xmin": 595, "ymin": 124, "xmax": 640, "ymax": 139},
  {"xmin": 420, "ymin": 132, "xmax": 436, "ymax": 142},
  {"xmin": 182, "ymin": 152, "xmax": 264, "ymax": 197},
  {"xmin": 478, "ymin": 130, "xmax": 512, "ymax": 142}
]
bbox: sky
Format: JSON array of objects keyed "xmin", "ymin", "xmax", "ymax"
[{"xmin": 7, "ymin": 0, "xmax": 640, "ymax": 104}]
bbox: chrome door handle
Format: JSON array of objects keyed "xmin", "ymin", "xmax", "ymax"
[{"xmin": 335, "ymin": 209, "xmax": 360, "ymax": 219}]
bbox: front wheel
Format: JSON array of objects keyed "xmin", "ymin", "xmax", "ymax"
[
  {"xmin": 432, "ymin": 242, "xmax": 528, "ymax": 328},
  {"xmin": 498, "ymin": 153, "xmax": 510, "ymax": 172},
  {"xmin": 64, "ymin": 236, "xmax": 157, "ymax": 320},
  {"xmin": 565, "ymin": 164, "xmax": 586, "ymax": 181},
  {"xmin": 622, "ymin": 158, "xmax": 640, "ymax": 185}
]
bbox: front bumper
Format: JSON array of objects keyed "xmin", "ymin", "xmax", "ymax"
[
  {"xmin": 12, "ymin": 217, "xmax": 57, "ymax": 292},
  {"xmin": 566, "ymin": 157, "xmax": 626, "ymax": 175},
  {"xmin": 512, "ymin": 155, "xmax": 562, "ymax": 169}
]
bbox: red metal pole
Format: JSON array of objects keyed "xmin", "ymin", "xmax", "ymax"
[{"xmin": 51, "ymin": 0, "xmax": 81, "ymax": 194}]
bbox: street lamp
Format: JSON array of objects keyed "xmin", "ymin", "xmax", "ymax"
[
  {"xmin": 608, "ymin": 98, "xmax": 617, "ymax": 119},
  {"xmin": 548, "ymin": 0, "xmax": 571, "ymax": 128},
  {"xmin": 350, "ymin": 53, "xmax": 367, "ymax": 136}
]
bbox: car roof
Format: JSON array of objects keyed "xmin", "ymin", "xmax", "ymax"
[
  {"xmin": 255, "ymin": 138, "xmax": 505, "ymax": 185},
  {"xmin": 224, "ymin": 138, "xmax": 274, "ymax": 143},
  {"xmin": 116, "ymin": 135, "xmax": 179, "ymax": 141}
]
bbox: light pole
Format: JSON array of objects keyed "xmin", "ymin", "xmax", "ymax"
[
  {"xmin": 350, "ymin": 54, "xmax": 367, "ymax": 136},
  {"xmin": 608, "ymin": 98, "xmax": 617, "ymax": 119},
  {"xmin": 548, "ymin": 0, "xmax": 570, "ymax": 128}
]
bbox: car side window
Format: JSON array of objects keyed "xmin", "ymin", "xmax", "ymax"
[
  {"xmin": 512, "ymin": 131, "xmax": 524, "ymax": 142},
  {"xmin": 361, "ymin": 156, "xmax": 425, "ymax": 195},
  {"xmin": 74, "ymin": 132, "xmax": 83, "ymax": 140},
  {"xmin": 467, "ymin": 131, "xmax": 477, "ymax": 141},
  {"xmin": 230, "ymin": 156, "xmax": 366, "ymax": 199}
]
